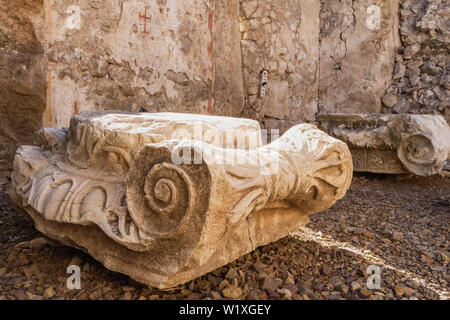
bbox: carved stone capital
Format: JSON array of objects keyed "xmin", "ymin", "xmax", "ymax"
[
  {"xmin": 318, "ymin": 114, "xmax": 450, "ymax": 176},
  {"xmin": 11, "ymin": 111, "xmax": 352, "ymax": 288}
]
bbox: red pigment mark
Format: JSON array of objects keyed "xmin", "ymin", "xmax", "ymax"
[
  {"xmin": 139, "ymin": 6, "xmax": 151, "ymax": 35},
  {"xmin": 207, "ymin": 0, "xmax": 215, "ymax": 114},
  {"xmin": 74, "ymin": 101, "xmax": 79, "ymax": 115}
]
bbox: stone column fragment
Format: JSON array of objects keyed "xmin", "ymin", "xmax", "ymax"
[
  {"xmin": 11, "ymin": 111, "xmax": 352, "ymax": 288},
  {"xmin": 318, "ymin": 113, "xmax": 450, "ymax": 176}
]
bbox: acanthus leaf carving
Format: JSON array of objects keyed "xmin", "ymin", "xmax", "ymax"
[{"xmin": 11, "ymin": 111, "xmax": 353, "ymax": 288}]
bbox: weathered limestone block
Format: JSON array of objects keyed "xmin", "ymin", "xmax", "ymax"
[
  {"xmin": 317, "ymin": 114, "xmax": 450, "ymax": 176},
  {"xmin": 0, "ymin": 0, "xmax": 244, "ymax": 168},
  {"xmin": 319, "ymin": 0, "xmax": 401, "ymax": 114},
  {"xmin": 0, "ymin": 0, "xmax": 46, "ymax": 171},
  {"xmin": 11, "ymin": 111, "xmax": 352, "ymax": 288},
  {"xmin": 43, "ymin": 0, "xmax": 244, "ymax": 125},
  {"xmin": 240, "ymin": 0, "xmax": 321, "ymax": 125},
  {"xmin": 381, "ymin": 0, "xmax": 450, "ymax": 123}
]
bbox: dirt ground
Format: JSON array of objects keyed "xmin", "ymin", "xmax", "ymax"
[{"xmin": 0, "ymin": 172, "xmax": 448, "ymax": 300}]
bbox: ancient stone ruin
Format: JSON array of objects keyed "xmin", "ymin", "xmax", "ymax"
[
  {"xmin": 1, "ymin": 0, "xmax": 449, "ymax": 302},
  {"xmin": 10, "ymin": 111, "xmax": 352, "ymax": 288},
  {"xmin": 7, "ymin": 0, "xmax": 449, "ymax": 172},
  {"xmin": 318, "ymin": 114, "xmax": 450, "ymax": 176}
]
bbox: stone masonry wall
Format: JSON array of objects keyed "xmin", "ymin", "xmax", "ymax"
[
  {"xmin": 0, "ymin": 0, "xmax": 448, "ymax": 170},
  {"xmin": 43, "ymin": 0, "xmax": 242, "ymax": 125},
  {"xmin": 239, "ymin": 0, "xmax": 320, "ymax": 132},
  {"xmin": 0, "ymin": 0, "xmax": 46, "ymax": 170},
  {"xmin": 381, "ymin": 0, "xmax": 449, "ymax": 124},
  {"xmin": 318, "ymin": 0, "xmax": 400, "ymax": 115},
  {"xmin": 0, "ymin": 0, "xmax": 245, "ymax": 170}
]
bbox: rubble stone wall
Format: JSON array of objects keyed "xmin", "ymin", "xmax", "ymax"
[
  {"xmin": 43, "ymin": 0, "xmax": 231, "ymax": 125},
  {"xmin": 0, "ymin": 0, "xmax": 244, "ymax": 170},
  {"xmin": 239, "ymin": 0, "xmax": 320, "ymax": 132},
  {"xmin": 0, "ymin": 0, "xmax": 448, "ymax": 170},
  {"xmin": 318, "ymin": 0, "xmax": 400, "ymax": 115},
  {"xmin": 380, "ymin": 0, "xmax": 449, "ymax": 124},
  {"xmin": 0, "ymin": 0, "xmax": 46, "ymax": 170}
]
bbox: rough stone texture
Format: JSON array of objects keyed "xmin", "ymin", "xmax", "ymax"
[
  {"xmin": 239, "ymin": 0, "xmax": 320, "ymax": 128},
  {"xmin": 214, "ymin": 0, "xmax": 245, "ymax": 116},
  {"xmin": 0, "ymin": 0, "xmax": 46, "ymax": 171},
  {"xmin": 319, "ymin": 0, "xmax": 401, "ymax": 114},
  {"xmin": 1, "ymin": 0, "xmax": 245, "ymax": 169},
  {"xmin": 2, "ymin": 172, "xmax": 449, "ymax": 300},
  {"xmin": 381, "ymin": 0, "xmax": 450, "ymax": 124},
  {"xmin": 1, "ymin": 0, "xmax": 448, "ymax": 171},
  {"xmin": 43, "ymin": 0, "xmax": 244, "ymax": 125},
  {"xmin": 10, "ymin": 111, "xmax": 352, "ymax": 288},
  {"xmin": 318, "ymin": 114, "xmax": 450, "ymax": 176},
  {"xmin": 1, "ymin": 0, "xmax": 322, "ymax": 165}
]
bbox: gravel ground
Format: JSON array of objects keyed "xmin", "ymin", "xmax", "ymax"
[{"xmin": 0, "ymin": 172, "xmax": 448, "ymax": 300}]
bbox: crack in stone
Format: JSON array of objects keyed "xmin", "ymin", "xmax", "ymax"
[
  {"xmin": 113, "ymin": 0, "xmax": 124, "ymax": 32},
  {"xmin": 246, "ymin": 216, "xmax": 255, "ymax": 251},
  {"xmin": 338, "ymin": 0, "xmax": 356, "ymax": 66}
]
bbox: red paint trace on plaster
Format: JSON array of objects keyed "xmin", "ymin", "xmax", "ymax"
[{"xmin": 139, "ymin": 6, "xmax": 151, "ymax": 35}]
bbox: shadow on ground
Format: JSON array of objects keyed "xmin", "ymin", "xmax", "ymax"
[{"xmin": 0, "ymin": 172, "xmax": 448, "ymax": 300}]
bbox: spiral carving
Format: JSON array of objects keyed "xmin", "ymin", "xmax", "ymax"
[
  {"xmin": 126, "ymin": 144, "xmax": 211, "ymax": 238},
  {"xmin": 398, "ymin": 135, "xmax": 436, "ymax": 176},
  {"xmin": 144, "ymin": 163, "xmax": 190, "ymax": 222}
]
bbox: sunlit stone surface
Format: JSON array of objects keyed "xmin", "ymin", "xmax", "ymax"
[
  {"xmin": 318, "ymin": 114, "xmax": 450, "ymax": 176},
  {"xmin": 11, "ymin": 111, "xmax": 352, "ymax": 288}
]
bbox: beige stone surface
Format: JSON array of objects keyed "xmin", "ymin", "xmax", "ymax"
[
  {"xmin": 0, "ymin": 0, "xmax": 245, "ymax": 170},
  {"xmin": 11, "ymin": 111, "xmax": 352, "ymax": 288},
  {"xmin": 0, "ymin": 0, "xmax": 323, "ymax": 170},
  {"xmin": 318, "ymin": 114, "xmax": 450, "ymax": 176},
  {"xmin": 381, "ymin": 0, "xmax": 450, "ymax": 123},
  {"xmin": 1, "ymin": 0, "xmax": 245, "ymax": 127},
  {"xmin": 319, "ymin": 0, "xmax": 401, "ymax": 114},
  {"xmin": 4, "ymin": 0, "xmax": 444, "ymax": 172},
  {"xmin": 240, "ymin": 0, "xmax": 321, "ymax": 125},
  {"xmin": 44, "ymin": 0, "xmax": 219, "ymax": 125},
  {"xmin": 0, "ymin": 0, "xmax": 46, "ymax": 171}
]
